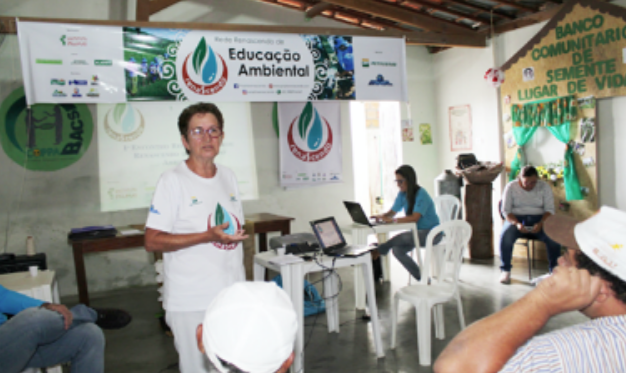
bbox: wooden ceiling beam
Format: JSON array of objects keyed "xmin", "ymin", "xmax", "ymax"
[
  {"xmin": 484, "ymin": 0, "xmax": 537, "ymax": 12},
  {"xmin": 400, "ymin": 0, "xmax": 485, "ymax": 24},
  {"xmin": 478, "ymin": 3, "xmax": 561, "ymax": 33},
  {"xmin": 305, "ymin": 2, "xmax": 334, "ymax": 18},
  {"xmin": 0, "ymin": 16, "xmax": 486, "ymax": 48},
  {"xmin": 136, "ymin": 0, "xmax": 182, "ymax": 21},
  {"xmin": 322, "ymin": 0, "xmax": 471, "ymax": 33},
  {"xmin": 443, "ymin": 0, "xmax": 515, "ymax": 19}
]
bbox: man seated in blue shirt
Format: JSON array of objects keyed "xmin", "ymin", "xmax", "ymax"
[{"xmin": 0, "ymin": 284, "xmax": 129, "ymax": 373}]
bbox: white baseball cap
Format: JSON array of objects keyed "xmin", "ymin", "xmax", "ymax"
[
  {"xmin": 202, "ymin": 282, "xmax": 298, "ymax": 373},
  {"xmin": 544, "ymin": 206, "xmax": 626, "ymax": 282}
]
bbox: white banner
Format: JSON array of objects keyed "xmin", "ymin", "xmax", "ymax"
[
  {"xmin": 17, "ymin": 22, "xmax": 127, "ymax": 104},
  {"xmin": 97, "ymin": 102, "xmax": 258, "ymax": 212},
  {"xmin": 18, "ymin": 21, "xmax": 408, "ymax": 104},
  {"xmin": 279, "ymin": 102, "xmax": 342, "ymax": 187}
]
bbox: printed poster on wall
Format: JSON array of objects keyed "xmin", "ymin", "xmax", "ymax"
[
  {"xmin": 97, "ymin": 102, "xmax": 258, "ymax": 212},
  {"xmin": 18, "ymin": 21, "xmax": 408, "ymax": 105},
  {"xmin": 448, "ymin": 105, "xmax": 472, "ymax": 151},
  {"xmin": 278, "ymin": 102, "xmax": 342, "ymax": 187}
]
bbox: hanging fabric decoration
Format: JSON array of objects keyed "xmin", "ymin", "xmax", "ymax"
[
  {"xmin": 484, "ymin": 68, "xmax": 505, "ymax": 88},
  {"xmin": 509, "ymin": 96, "xmax": 583, "ymax": 201}
]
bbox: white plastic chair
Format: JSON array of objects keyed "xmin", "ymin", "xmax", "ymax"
[
  {"xmin": 408, "ymin": 194, "xmax": 462, "ymax": 285},
  {"xmin": 391, "ymin": 220, "xmax": 472, "ymax": 366},
  {"xmin": 434, "ymin": 194, "xmax": 461, "ymax": 223}
]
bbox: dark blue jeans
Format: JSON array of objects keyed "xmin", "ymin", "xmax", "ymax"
[{"xmin": 499, "ymin": 214, "xmax": 561, "ymax": 272}]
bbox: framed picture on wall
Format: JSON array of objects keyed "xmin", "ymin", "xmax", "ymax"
[{"xmin": 448, "ymin": 105, "xmax": 472, "ymax": 151}]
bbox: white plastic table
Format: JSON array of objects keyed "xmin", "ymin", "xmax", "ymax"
[
  {"xmin": 0, "ymin": 270, "xmax": 62, "ymax": 373},
  {"xmin": 254, "ymin": 251, "xmax": 385, "ymax": 373},
  {"xmin": 351, "ymin": 222, "xmax": 422, "ymax": 309}
]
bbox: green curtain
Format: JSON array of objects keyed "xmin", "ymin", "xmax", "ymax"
[{"xmin": 509, "ymin": 96, "xmax": 583, "ymax": 201}]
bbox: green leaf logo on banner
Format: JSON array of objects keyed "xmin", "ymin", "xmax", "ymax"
[
  {"xmin": 113, "ymin": 103, "xmax": 126, "ymax": 124},
  {"xmin": 215, "ymin": 203, "xmax": 225, "ymax": 226},
  {"xmin": 192, "ymin": 37, "xmax": 208, "ymax": 76},
  {"xmin": 298, "ymin": 102, "xmax": 314, "ymax": 139}
]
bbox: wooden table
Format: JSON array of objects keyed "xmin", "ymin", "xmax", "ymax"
[
  {"xmin": 69, "ymin": 232, "xmax": 148, "ymax": 306},
  {"xmin": 69, "ymin": 214, "xmax": 293, "ymax": 306},
  {"xmin": 244, "ymin": 213, "xmax": 294, "ymax": 252}
]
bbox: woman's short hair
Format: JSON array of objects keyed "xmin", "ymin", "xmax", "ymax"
[
  {"xmin": 520, "ymin": 165, "xmax": 538, "ymax": 178},
  {"xmin": 178, "ymin": 103, "xmax": 224, "ymax": 138}
]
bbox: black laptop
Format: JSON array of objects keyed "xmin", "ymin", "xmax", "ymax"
[
  {"xmin": 309, "ymin": 217, "xmax": 375, "ymax": 257},
  {"xmin": 343, "ymin": 201, "xmax": 386, "ymax": 227}
]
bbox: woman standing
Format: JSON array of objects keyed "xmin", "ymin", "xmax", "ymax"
[
  {"xmin": 145, "ymin": 103, "xmax": 248, "ymax": 373},
  {"xmin": 372, "ymin": 165, "xmax": 440, "ymax": 281}
]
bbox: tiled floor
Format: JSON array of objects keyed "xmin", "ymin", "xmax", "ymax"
[{"xmin": 63, "ymin": 256, "xmax": 587, "ymax": 372}]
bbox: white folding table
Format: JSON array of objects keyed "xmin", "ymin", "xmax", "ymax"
[{"xmin": 254, "ymin": 251, "xmax": 385, "ymax": 373}]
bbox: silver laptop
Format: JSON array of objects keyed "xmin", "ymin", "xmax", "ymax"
[{"xmin": 309, "ymin": 217, "xmax": 374, "ymax": 257}]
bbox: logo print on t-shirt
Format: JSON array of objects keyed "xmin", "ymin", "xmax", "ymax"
[
  {"xmin": 150, "ymin": 204, "xmax": 160, "ymax": 215},
  {"xmin": 190, "ymin": 196, "xmax": 202, "ymax": 206},
  {"xmin": 208, "ymin": 203, "xmax": 241, "ymax": 250}
]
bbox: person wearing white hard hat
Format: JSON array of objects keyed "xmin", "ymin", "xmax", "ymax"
[
  {"xmin": 435, "ymin": 206, "xmax": 626, "ymax": 373},
  {"xmin": 196, "ymin": 282, "xmax": 298, "ymax": 373}
]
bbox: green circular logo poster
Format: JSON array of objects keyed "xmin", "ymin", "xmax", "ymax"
[{"xmin": 0, "ymin": 87, "xmax": 93, "ymax": 171}]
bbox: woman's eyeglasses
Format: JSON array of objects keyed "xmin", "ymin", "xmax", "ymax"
[
  {"xmin": 189, "ymin": 127, "xmax": 222, "ymax": 138},
  {"xmin": 394, "ymin": 179, "xmax": 404, "ymax": 185}
]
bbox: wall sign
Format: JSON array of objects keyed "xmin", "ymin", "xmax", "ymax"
[
  {"xmin": 18, "ymin": 21, "xmax": 409, "ymax": 105},
  {"xmin": 0, "ymin": 86, "xmax": 92, "ymax": 171}
]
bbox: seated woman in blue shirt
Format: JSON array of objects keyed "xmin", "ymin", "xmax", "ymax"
[{"xmin": 372, "ymin": 165, "xmax": 440, "ymax": 281}]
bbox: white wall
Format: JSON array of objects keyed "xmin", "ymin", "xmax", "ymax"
[{"xmin": 403, "ymin": 46, "xmax": 439, "ymax": 196}]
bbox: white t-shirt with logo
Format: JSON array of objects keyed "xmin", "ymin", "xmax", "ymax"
[{"xmin": 146, "ymin": 161, "xmax": 245, "ymax": 312}]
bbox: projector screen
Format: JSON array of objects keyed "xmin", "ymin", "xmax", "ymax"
[{"xmin": 97, "ymin": 102, "xmax": 258, "ymax": 212}]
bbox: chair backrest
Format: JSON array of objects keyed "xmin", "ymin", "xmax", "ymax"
[
  {"xmin": 434, "ymin": 195, "xmax": 461, "ymax": 222},
  {"xmin": 422, "ymin": 220, "xmax": 472, "ymax": 286}
]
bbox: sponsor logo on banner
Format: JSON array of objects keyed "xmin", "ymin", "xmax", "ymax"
[
  {"xmin": 52, "ymin": 90, "xmax": 67, "ymax": 97},
  {"xmin": 60, "ymin": 35, "xmax": 87, "ymax": 47},
  {"xmin": 71, "ymin": 88, "xmax": 82, "ymax": 97},
  {"xmin": 91, "ymin": 75, "xmax": 99, "ymax": 85},
  {"xmin": 51, "ymin": 79, "xmax": 66, "ymax": 85},
  {"xmin": 0, "ymin": 86, "xmax": 93, "ymax": 171},
  {"xmin": 69, "ymin": 80, "xmax": 88, "ymax": 85},
  {"xmin": 287, "ymin": 102, "xmax": 333, "ymax": 162},
  {"xmin": 86, "ymin": 88, "xmax": 100, "ymax": 97},
  {"xmin": 371, "ymin": 61, "xmax": 397, "ymax": 67},
  {"xmin": 36, "ymin": 59, "xmax": 62, "ymax": 65},
  {"xmin": 208, "ymin": 203, "xmax": 241, "ymax": 250},
  {"xmin": 181, "ymin": 37, "xmax": 228, "ymax": 96},
  {"xmin": 71, "ymin": 59, "xmax": 89, "ymax": 66},
  {"xmin": 94, "ymin": 59, "xmax": 112, "ymax": 66},
  {"xmin": 104, "ymin": 104, "xmax": 146, "ymax": 142},
  {"xmin": 362, "ymin": 58, "xmax": 370, "ymax": 67},
  {"xmin": 368, "ymin": 74, "xmax": 392, "ymax": 86}
]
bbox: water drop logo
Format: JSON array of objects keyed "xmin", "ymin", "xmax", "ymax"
[
  {"xmin": 207, "ymin": 203, "xmax": 242, "ymax": 250},
  {"xmin": 104, "ymin": 103, "xmax": 145, "ymax": 142},
  {"xmin": 287, "ymin": 102, "xmax": 333, "ymax": 162},
  {"xmin": 182, "ymin": 37, "xmax": 228, "ymax": 96}
]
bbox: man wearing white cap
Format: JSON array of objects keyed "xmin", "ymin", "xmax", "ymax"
[
  {"xmin": 196, "ymin": 282, "xmax": 298, "ymax": 373},
  {"xmin": 435, "ymin": 206, "xmax": 626, "ymax": 373}
]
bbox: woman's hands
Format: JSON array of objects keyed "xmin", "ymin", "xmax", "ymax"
[{"xmin": 208, "ymin": 222, "xmax": 249, "ymax": 244}]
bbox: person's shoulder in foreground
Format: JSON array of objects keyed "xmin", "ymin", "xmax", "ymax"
[
  {"xmin": 434, "ymin": 206, "xmax": 626, "ymax": 373},
  {"xmin": 196, "ymin": 281, "xmax": 298, "ymax": 373}
]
